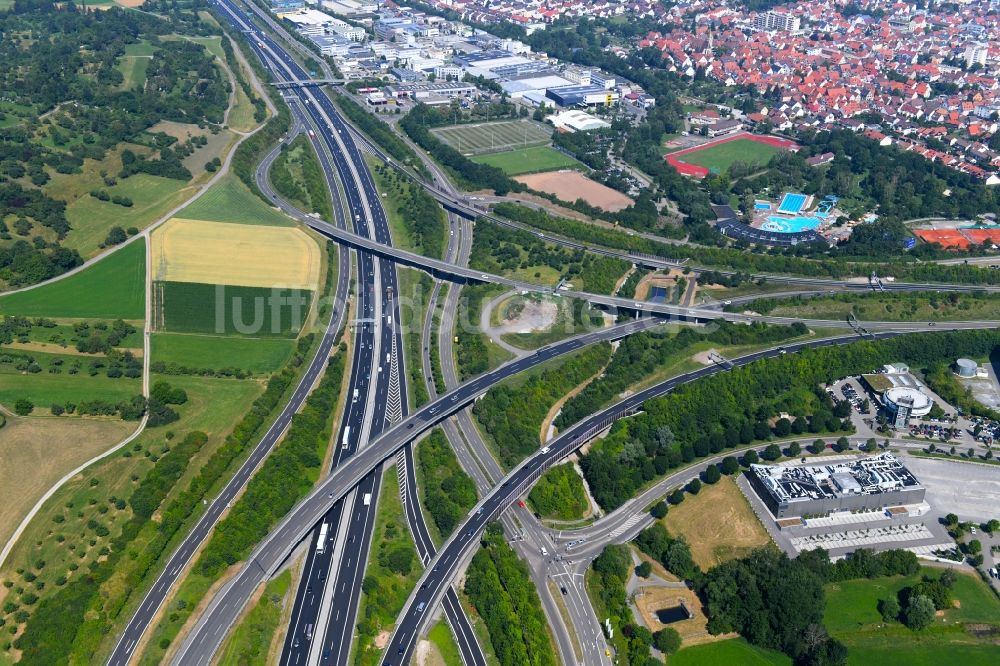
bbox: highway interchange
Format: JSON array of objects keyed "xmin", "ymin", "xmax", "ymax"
[{"xmin": 100, "ymin": 3, "xmax": 1000, "ymax": 666}]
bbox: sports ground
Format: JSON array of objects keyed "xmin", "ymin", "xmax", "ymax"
[
  {"xmin": 471, "ymin": 145, "xmax": 579, "ymax": 176},
  {"xmin": 667, "ymin": 133, "xmax": 798, "ymax": 178},
  {"xmin": 431, "ymin": 120, "xmax": 552, "ymax": 156}
]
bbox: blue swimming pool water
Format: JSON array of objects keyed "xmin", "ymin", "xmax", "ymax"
[
  {"xmin": 777, "ymin": 193, "xmax": 808, "ymax": 214},
  {"xmin": 754, "ymin": 202, "xmax": 771, "ymax": 210},
  {"xmin": 762, "ymin": 215, "xmax": 822, "ymax": 233}
]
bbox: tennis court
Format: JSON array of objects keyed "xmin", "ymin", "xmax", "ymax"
[{"xmin": 431, "ymin": 120, "xmax": 552, "ymax": 156}]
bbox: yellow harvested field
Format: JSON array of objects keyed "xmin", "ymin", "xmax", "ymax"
[
  {"xmin": 514, "ymin": 170, "xmax": 634, "ymax": 212},
  {"xmin": 662, "ymin": 476, "xmax": 772, "ymax": 570},
  {"xmin": 0, "ymin": 416, "xmax": 136, "ymax": 552},
  {"xmin": 152, "ymin": 218, "xmax": 321, "ymax": 290}
]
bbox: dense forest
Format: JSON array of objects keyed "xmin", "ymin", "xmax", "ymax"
[
  {"xmin": 527, "ymin": 463, "xmax": 589, "ymax": 520},
  {"xmin": 195, "ymin": 351, "xmax": 346, "ymax": 577},
  {"xmin": 702, "ymin": 547, "xmax": 921, "ymax": 664},
  {"xmin": 372, "ymin": 160, "xmax": 446, "ymax": 259},
  {"xmin": 581, "ymin": 329, "xmax": 1000, "ymax": 509},
  {"xmin": 556, "ymin": 321, "xmax": 809, "ymax": 430}
]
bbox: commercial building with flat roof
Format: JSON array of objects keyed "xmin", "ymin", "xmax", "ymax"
[
  {"xmin": 748, "ymin": 453, "xmax": 925, "ymax": 518},
  {"xmin": 545, "ymin": 84, "xmax": 619, "ymax": 108},
  {"xmin": 547, "ymin": 110, "xmax": 611, "ymax": 132}
]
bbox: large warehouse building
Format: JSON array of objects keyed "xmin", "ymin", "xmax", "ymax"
[
  {"xmin": 748, "ymin": 453, "xmax": 925, "ymax": 519},
  {"xmin": 545, "ymin": 84, "xmax": 620, "ymax": 108}
]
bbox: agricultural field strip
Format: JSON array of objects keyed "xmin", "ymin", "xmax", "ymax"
[{"xmin": 152, "ymin": 217, "xmax": 321, "ymax": 290}]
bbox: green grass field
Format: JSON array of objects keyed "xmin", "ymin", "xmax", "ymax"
[
  {"xmin": 179, "ymin": 174, "xmax": 294, "ymax": 226},
  {"xmin": 0, "ymin": 241, "xmax": 145, "ymax": 319},
  {"xmin": 116, "ymin": 55, "xmax": 151, "ymax": 91},
  {"xmin": 156, "ymin": 281, "xmax": 310, "ymax": 337},
  {"xmin": 678, "ymin": 138, "xmax": 781, "ymax": 174},
  {"xmin": 671, "ymin": 638, "xmax": 791, "ymax": 666},
  {"xmin": 471, "ymin": 145, "xmax": 581, "ymax": 176},
  {"xmin": 825, "ymin": 568, "xmax": 1000, "ymax": 665},
  {"xmin": 121, "ymin": 40, "xmax": 159, "ymax": 57},
  {"xmin": 0, "ymin": 352, "xmax": 141, "ymax": 413},
  {"xmin": 151, "ymin": 333, "xmax": 295, "ymax": 374},
  {"xmin": 64, "ymin": 174, "xmax": 190, "ymax": 257},
  {"xmin": 431, "ymin": 120, "xmax": 552, "ymax": 155},
  {"xmin": 427, "ymin": 621, "xmax": 463, "ymax": 666}
]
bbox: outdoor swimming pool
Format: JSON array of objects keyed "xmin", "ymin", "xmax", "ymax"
[
  {"xmin": 776, "ymin": 192, "xmax": 808, "ymax": 215},
  {"xmin": 762, "ymin": 215, "xmax": 823, "ymax": 232},
  {"xmin": 754, "ymin": 202, "xmax": 772, "ymax": 210}
]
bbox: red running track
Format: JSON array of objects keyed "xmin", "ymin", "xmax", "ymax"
[{"xmin": 665, "ymin": 132, "xmax": 799, "ymax": 178}]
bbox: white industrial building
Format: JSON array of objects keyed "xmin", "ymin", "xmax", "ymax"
[
  {"xmin": 500, "ymin": 75, "xmax": 574, "ymax": 99},
  {"xmin": 547, "ymin": 110, "xmax": 611, "ymax": 132}
]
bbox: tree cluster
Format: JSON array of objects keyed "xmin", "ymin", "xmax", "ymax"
[
  {"xmin": 702, "ymin": 548, "xmax": 845, "ymax": 665},
  {"xmin": 465, "ymin": 524, "xmax": 557, "ymax": 666},
  {"xmin": 557, "ymin": 321, "xmax": 807, "ymax": 431},
  {"xmin": 417, "ymin": 429, "xmax": 477, "ymax": 537},
  {"xmin": 528, "ymin": 463, "xmax": 589, "ymax": 520},
  {"xmin": 195, "ymin": 351, "xmax": 345, "ymax": 577}
]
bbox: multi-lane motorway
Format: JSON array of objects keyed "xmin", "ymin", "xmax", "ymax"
[
  {"xmin": 104, "ymin": 3, "xmax": 1000, "ymax": 665},
  {"xmin": 247, "ymin": 14, "xmax": 411, "ymax": 666},
  {"xmin": 379, "ymin": 331, "xmax": 915, "ymax": 664}
]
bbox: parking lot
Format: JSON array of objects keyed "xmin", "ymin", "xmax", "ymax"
[{"xmin": 902, "ymin": 455, "xmax": 1000, "ymax": 523}]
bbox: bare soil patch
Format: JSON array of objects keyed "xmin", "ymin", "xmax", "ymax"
[
  {"xmin": 495, "ymin": 295, "xmax": 558, "ymax": 334},
  {"xmin": 514, "ymin": 170, "xmax": 634, "ymax": 212}
]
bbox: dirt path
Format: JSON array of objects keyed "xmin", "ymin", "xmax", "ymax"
[{"xmin": 539, "ymin": 353, "xmax": 611, "ymax": 444}]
